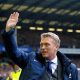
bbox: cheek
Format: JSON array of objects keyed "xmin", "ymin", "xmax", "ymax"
[{"xmin": 49, "ymin": 46, "xmax": 57, "ymax": 52}]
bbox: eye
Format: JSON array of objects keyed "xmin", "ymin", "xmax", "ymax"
[
  {"xmin": 45, "ymin": 43, "xmax": 50, "ymax": 47},
  {"xmin": 40, "ymin": 43, "xmax": 50, "ymax": 48}
]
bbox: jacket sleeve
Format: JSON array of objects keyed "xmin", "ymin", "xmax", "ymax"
[{"xmin": 1, "ymin": 29, "xmax": 30, "ymax": 68}]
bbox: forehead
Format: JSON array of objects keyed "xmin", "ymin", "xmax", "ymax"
[{"xmin": 40, "ymin": 37, "xmax": 54, "ymax": 43}]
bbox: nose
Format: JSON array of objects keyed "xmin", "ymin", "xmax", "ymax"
[{"xmin": 40, "ymin": 47, "xmax": 45, "ymax": 53}]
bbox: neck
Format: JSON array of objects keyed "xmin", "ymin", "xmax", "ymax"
[{"xmin": 47, "ymin": 55, "xmax": 57, "ymax": 61}]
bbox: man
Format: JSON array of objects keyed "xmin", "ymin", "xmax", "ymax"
[{"xmin": 1, "ymin": 12, "xmax": 78, "ymax": 80}]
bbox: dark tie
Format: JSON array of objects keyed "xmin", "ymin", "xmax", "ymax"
[{"xmin": 47, "ymin": 61, "xmax": 53, "ymax": 74}]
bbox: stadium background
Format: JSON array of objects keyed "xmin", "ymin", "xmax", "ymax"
[{"xmin": 0, "ymin": 0, "xmax": 80, "ymax": 79}]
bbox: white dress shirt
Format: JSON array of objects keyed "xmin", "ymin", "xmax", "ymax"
[{"xmin": 50, "ymin": 56, "xmax": 58, "ymax": 73}]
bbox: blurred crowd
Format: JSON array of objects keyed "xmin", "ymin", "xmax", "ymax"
[{"xmin": 0, "ymin": 55, "xmax": 21, "ymax": 80}]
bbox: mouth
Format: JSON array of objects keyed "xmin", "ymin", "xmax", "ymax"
[
  {"xmin": 41, "ymin": 51, "xmax": 47, "ymax": 55},
  {"xmin": 41, "ymin": 50, "xmax": 47, "ymax": 53}
]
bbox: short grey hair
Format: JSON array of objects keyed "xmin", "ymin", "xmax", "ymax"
[{"xmin": 41, "ymin": 32, "xmax": 60, "ymax": 46}]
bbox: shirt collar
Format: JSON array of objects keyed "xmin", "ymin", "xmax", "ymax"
[{"xmin": 50, "ymin": 56, "xmax": 58, "ymax": 65}]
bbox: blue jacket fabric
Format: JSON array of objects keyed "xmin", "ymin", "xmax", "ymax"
[{"xmin": 1, "ymin": 29, "xmax": 78, "ymax": 80}]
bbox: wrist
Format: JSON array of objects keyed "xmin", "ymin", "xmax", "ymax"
[{"xmin": 6, "ymin": 27, "xmax": 11, "ymax": 32}]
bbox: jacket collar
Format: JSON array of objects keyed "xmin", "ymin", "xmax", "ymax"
[
  {"xmin": 57, "ymin": 51, "xmax": 71, "ymax": 68},
  {"xmin": 36, "ymin": 51, "xmax": 71, "ymax": 67}
]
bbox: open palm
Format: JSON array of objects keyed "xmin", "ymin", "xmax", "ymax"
[{"xmin": 6, "ymin": 12, "xmax": 19, "ymax": 32}]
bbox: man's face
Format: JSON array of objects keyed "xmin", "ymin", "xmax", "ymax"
[{"xmin": 40, "ymin": 37, "xmax": 59, "ymax": 60}]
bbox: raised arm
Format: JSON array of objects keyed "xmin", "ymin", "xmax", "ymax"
[
  {"xmin": 6, "ymin": 12, "xmax": 19, "ymax": 32},
  {"xmin": 2, "ymin": 12, "xmax": 29, "ymax": 68}
]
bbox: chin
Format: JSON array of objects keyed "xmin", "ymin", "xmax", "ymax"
[{"xmin": 42, "ymin": 54, "xmax": 48, "ymax": 58}]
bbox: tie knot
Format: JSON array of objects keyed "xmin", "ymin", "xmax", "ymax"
[{"xmin": 47, "ymin": 61, "xmax": 54, "ymax": 65}]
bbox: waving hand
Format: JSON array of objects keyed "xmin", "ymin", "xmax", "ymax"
[{"xmin": 6, "ymin": 12, "xmax": 19, "ymax": 32}]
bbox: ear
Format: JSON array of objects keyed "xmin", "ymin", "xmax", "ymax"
[{"xmin": 55, "ymin": 44, "xmax": 59, "ymax": 51}]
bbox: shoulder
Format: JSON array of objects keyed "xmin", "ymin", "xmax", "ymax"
[
  {"xmin": 69, "ymin": 63, "xmax": 78, "ymax": 71},
  {"xmin": 28, "ymin": 51, "xmax": 37, "ymax": 60},
  {"xmin": 66, "ymin": 62, "xmax": 78, "ymax": 75},
  {"xmin": 70, "ymin": 63, "xmax": 77, "ymax": 68},
  {"xmin": 64, "ymin": 63, "xmax": 78, "ymax": 80}
]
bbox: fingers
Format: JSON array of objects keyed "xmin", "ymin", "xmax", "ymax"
[
  {"xmin": 6, "ymin": 12, "xmax": 19, "ymax": 32},
  {"xmin": 9, "ymin": 12, "xmax": 19, "ymax": 22},
  {"xmin": 10, "ymin": 12, "xmax": 19, "ymax": 18}
]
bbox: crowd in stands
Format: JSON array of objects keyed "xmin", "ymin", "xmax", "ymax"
[{"xmin": 0, "ymin": 53, "xmax": 21, "ymax": 80}]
